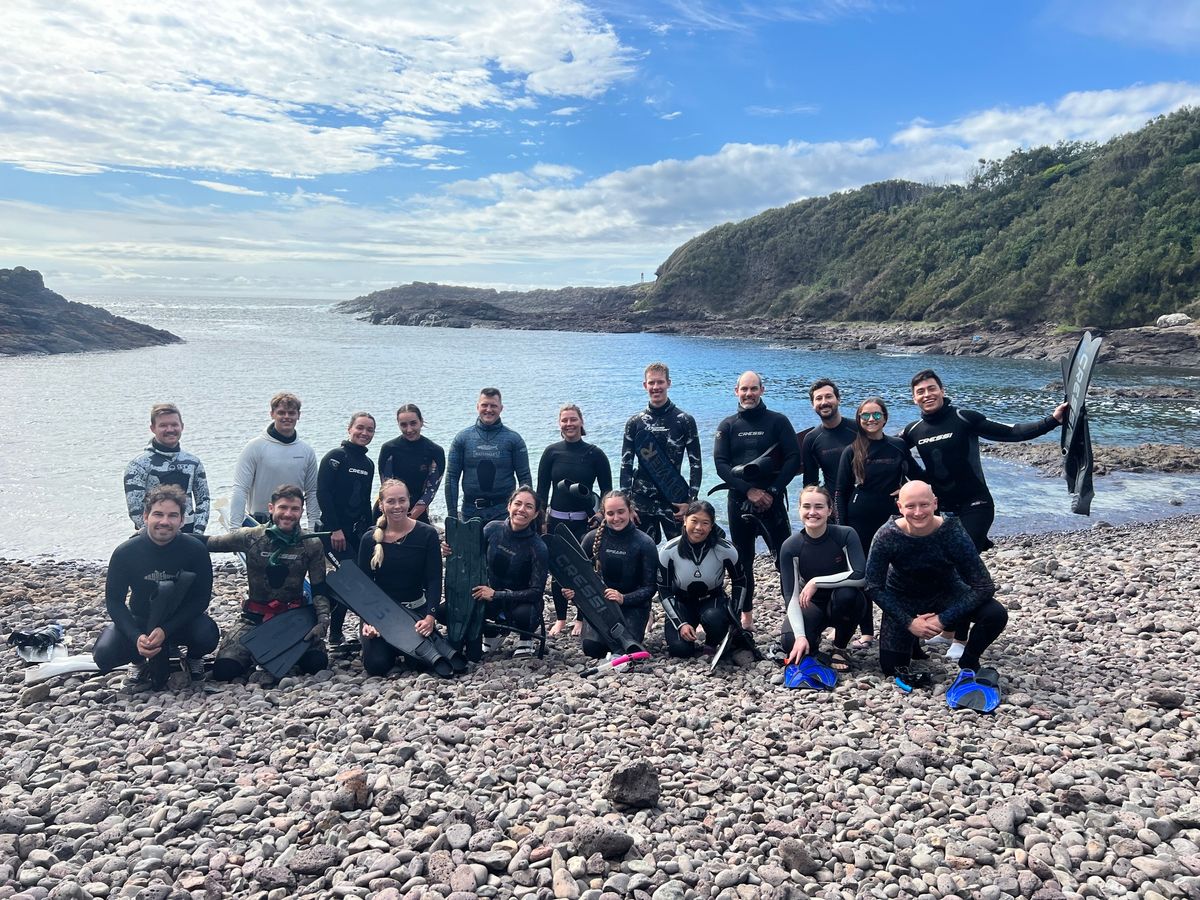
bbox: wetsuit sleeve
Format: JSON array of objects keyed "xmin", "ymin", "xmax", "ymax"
[
  {"xmin": 619, "ymin": 418, "xmax": 636, "ymax": 490},
  {"xmin": 316, "ymin": 452, "xmax": 345, "ymax": 533},
  {"xmin": 202, "ymin": 528, "xmax": 252, "ymax": 554},
  {"xmin": 621, "ymin": 535, "xmax": 658, "ymax": 609},
  {"xmin": 938, "ymin": 526, "xmax": 996, "ymax": 628},
  {"xmin": 808, "ymin": 527, "xmax": 866, "ymax": 589},
  {"xmin": 513, "ymin": 434, "xmax": 532, "ymax": 487},
  {"xmin": 230, "ymin": 442, "xmax": 257, "ymax": 525},
  {"xmin": 865, "ymin": 529, "xmax": 913, "ymax": 629},
  {"xmin": 593, "ymin": 447, "xmax": 613, "ymax": 495},
  {"xmin": 778, "ymin": 537, "xmax": 798, "ymax": 600},
  {"xmin": 800, "ymin": 431, "xmax": 818, "ymax": 486},
  {"xmin": 536, "ymin": 447, "xmax": 554, "ymax": 507},
  {"xmin": 834, "ymin": 446, "xmax": 853, "ymax": 525},
  {"xmin": 303, "ymin": 449, "xmax": 321, "ymax": 531},
  {"xmin": 685, "ymin": 417, "xmax": 702, "ymax": 500},
  {"xmin": 305, "ymin": 541, "xmax": 330, "ymax": 622},
  {"xmin": 421, "ymin": 529, "xmax": 443, "ymax": 618},
  {"xmin": 377, "ymin": 443, "xmax": 394, "ymax": 483},
  {"xmin": 770, "ymin": 417, "xmax": 803, "ymax": 494},
  {"xmin": 962, "ymin": 408, "xmax": 1059, "ymax": 443},
  {"xmin": 493, "ymin": 537, "xmax": 548, "ymax": 606},
  {"xmin": 123, "ymin": 455, "xmax": 148, "ymax": 529},
  {"xmin": 357, "ymin": 532, "xmax": 377, "ymax": 572},
  {"xmin": 713, "ymin": 418, "xmax": 751, "ymax": 495},
  {"xmin": 420, "ymin": 444, "xmax": 446, "ymax": 508},
  {"xmin": 445, "ymin": 434, "xmax": 464, "ymax": 518},
  {"xmin": 104, "ymin": 548, "xmax": 141, "ymax": 644},
  {"xmin": 192, "ymin": 459, "xmax": 211, "ymax": 534},
  {"xmin": 723, "ymin": 555, "xmax": 747, "ymax": 610}
]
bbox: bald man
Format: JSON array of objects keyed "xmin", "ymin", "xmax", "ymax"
[
  {"xmin": 713, "ymin": 371, "xmax": 802, "ymax": 629},
  {"xmin": 864, "ymin": 481, "xmax": 1008, "ymax": 711}
]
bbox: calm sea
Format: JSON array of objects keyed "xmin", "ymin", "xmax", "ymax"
[{"xmin": 2, "ymin": 295, "xmax": 1198, "ymax": 560}]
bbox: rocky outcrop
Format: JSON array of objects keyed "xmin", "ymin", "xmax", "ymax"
[
  {"xmin": 0, "ymin": 267, "xmax": 182, "ymax": 356},
  {"xmin": 981, "ymin": 442, "xmax": 1200, "ymax": 476}
]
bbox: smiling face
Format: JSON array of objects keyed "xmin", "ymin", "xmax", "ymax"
[
  {"xmin": 912, "ymin": 377, "xmax": 946, "ymax": 415},
  {"xmin": 602, "ymin": 495, "xmax": 631, "ymax": 531},
  {"xmin": 735, "ymin": 372, "xmax": 763, "ymax": 410},
  {"xmin": 150, "ymin": 412, "xmax": 183, "ymax": 449},
  {"xmin": 271, "ymin": 403, "xmax": 300, "ymax": 438},
  {"xmin": 477, "ymin": 393, "xmax": 503, "ymax": 425},
  {"xmin": 643, "ymin": 369, "xmax": 671, "ymax": 408},
  {"xmin": 897, "ymin": 481, "xmax": 939, "ymax": 535},
  {"xmin": 347, "ymin": 415, "xmax": 376, "ymax": 447},
  {"xmin": 397, "ymin": 410, "xmax": 423, "ymax": 441},
  {"xmin": 559, "ymin": 407, "xmax": 583, "ymax": 441},
  {"xmin": 380, "ymin": 481, "xmax": 411, "ymax": 527},
  {"xmin": 268, "ymin": 495, "xmax": 304, "ymax": 531},
  {"xmin": 858, "ymin": 401, "xmax": 887, "ymax": 436},
  {"xmin": 799, "ymin": 487, "xmax": 832, "ymax": 534},
  {"xmin": 144, "ymin": 499, "xmax": 184, "ymax": 545},
  {"xmin": 507, "ymin": 490, "xmax": 538, "ymax": 530},
  {"xmin": 811, "ymin": 386, "xmax": 840, "ymax": 422},
  {"xmin": 684, "ymin": 510, "xmax": 713, "ymax": 544}
]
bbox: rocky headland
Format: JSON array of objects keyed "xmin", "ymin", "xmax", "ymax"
[
  {"xmin": 2, "ymin": 516, "xmax": 1198, "ymax": 900},
  {"xmin": 982, "ymin": 442, "xmax": 1200, "ymax": 477},
  {"xmin": 0, "ymin": 268, "xmax": 181, "ymax": 356}
]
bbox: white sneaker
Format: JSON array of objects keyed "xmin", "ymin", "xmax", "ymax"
[
  {"xmin": 482, "ymin": 634, "xmax": 506, "ymax": 654},
  {"xmin": 513, "ymin": 639, "xmax": 536, "ymax": 659},
  {"xmin": 925, "ymin": 634, "xmax": 952, "ymax": 648},
  {"xmin": 946, "ymin": 641, "xmax": 966, "ymax": 661}
]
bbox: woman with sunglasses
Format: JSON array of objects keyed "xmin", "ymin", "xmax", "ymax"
[{"xmin": 834, "ymin": 398, "xmax": 924, "ymax": 648}]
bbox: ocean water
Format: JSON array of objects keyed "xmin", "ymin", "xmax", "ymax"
[{"xmin": 1, "ymin": 295, "xmax": 1198, "ymax": 561}]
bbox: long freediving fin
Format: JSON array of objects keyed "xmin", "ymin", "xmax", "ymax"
[
  {"xmin": 549, "ymin": 524, "xmax": 646, "ymax": 656},
  {"xmin": 239, "ymin": 606, "xmax": 317, "ymax": 678}
]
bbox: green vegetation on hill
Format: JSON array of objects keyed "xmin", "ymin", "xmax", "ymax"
[{"xmin": 647, "ymin": 107, "xmax": 1200, "ymax": 329}]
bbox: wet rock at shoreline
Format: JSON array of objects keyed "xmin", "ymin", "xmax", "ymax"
[{"xmin": 981, "ymin": 441, "xmax": 1200, "ymax": 475}]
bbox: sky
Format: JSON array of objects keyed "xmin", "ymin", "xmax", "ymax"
[{"xmin": 3, "ymin": 0, "xmax": 1200, "ymax": 300}]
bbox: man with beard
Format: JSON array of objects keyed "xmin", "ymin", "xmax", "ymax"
[
  {"xmin": 800, "ymin": 379, "xmax": 859, "ymax": 492},
  {"xmin": 445, "ymin": 388, "xmax": 531, "ymax": 524},
  {"xmin": 124, "ymin": 403, "xmax": 210, "ymax": 534}
]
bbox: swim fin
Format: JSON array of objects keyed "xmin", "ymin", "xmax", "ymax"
[
  {"xmin": 783, "ymin": 654, "xmax": 838, "ymax": 690},
  {"xmin": 946, "ymin": 668, "xmax": 1001, "ymax": 712},
  {"xmin": 240, "ymin": 606, "xmax": 317, "ymax": 679}
]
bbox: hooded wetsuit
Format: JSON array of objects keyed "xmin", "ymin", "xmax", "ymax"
[
  {"xmin": 124, "ymin": 441, "xmax": 211, "ymax": 534},
  {"xmin": 656, "ymin": 533, "xmax": 744, "ymax": 658}
]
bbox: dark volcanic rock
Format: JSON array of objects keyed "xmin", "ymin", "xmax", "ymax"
[
  {"xmin": 981, "ymin": 441, "xmax": 1200, "ymax": 476},
  {"xmin": 0, "ymin": 267, "xmax": 182, "ymax": 356}
]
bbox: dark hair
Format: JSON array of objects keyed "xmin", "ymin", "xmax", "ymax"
[
  {"xmin": 592, "ymin": 490, "xmax": 636, "ymax": 571},
  {"xmin": 850, "ymin": 397, "xmax": 889, "ymax": 484},
  {"xmin": 508, "ymin": 484, "xmax": 544, "ymax": 532},
  {"xmin": 347, "ymin": 411, "xmax": 376, "ymax": 428},
  {"xmin": 684, "ymin": 500, "xmax": 716, "ymax": 522},
  {"xmin": 479, "ymin": 387, "xmax": 502, "ymax": 401},
  {"xmin": 396, "ymin": 403, "xmax": 424, "ymax": 423},
  {"xmin": 808, "ymin": 378, "xmax": 840, "ymax": 401},
  {"xmin": 270, "ymin": 484, "xmax": 305, "ymax": 505},
  {"xmin": 910, "ymin": 369, "xmax": 943, "ymax": 391},
  {"xmin": 143, "ymin": 484, "xmax": 187, "ymax": 516}
]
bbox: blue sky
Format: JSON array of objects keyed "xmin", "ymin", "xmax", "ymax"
[{"xmin": 3, "ymin": 0, "xmax": 1200, "ymax": 298}]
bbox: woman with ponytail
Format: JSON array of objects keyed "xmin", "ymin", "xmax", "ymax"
[
  {"xmin": 561, "ymin": 491, "xmax": 657, "ymax": 659},
  {"xmin": 355, "ymin": 479, "xmax": 443, "ymax": 676},
  {"xmin": 833, "ymin": 398, "xmax": 924, "ymax": 649}
]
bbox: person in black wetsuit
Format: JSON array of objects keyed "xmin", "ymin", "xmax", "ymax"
[
  {"xmin": 901, "ymin": 369, "xmax": 1068, "ymax": 553},
  {"xmin": 834, "ymin": 398, "xmax": 924, "ymax": 648},
  {"xmin": 561, "ymin": 491, "xmax": 657, "ymax": 658},
  {"xmin": 800, "ymin": 378, "xmax": 858, "ymax": 491},
  {"xmin": 356, "ymin": 479, "xmax": 443, "ymax": 676},
  {"xmin": 473, "ymin": 487, "xmax": 549, "ymax": 659},
  {"xmin": 93, "ymin": 484, "xmax": 217, "ymax": 687},
  {"xmin": 318, "ymin": 412, "xmax": 377, "ymax": 644},
  {"xmin": 537, "ymin": 403, "xmax": 613, "ymax": 636},
  {"xmin": 656, "ymin": 501, "xmax": 747, "ymax": 658},
  {"xmin": 620, "ymin": 362, "xmax": 703, "ymax": 543},
  {"xmin": 446, "ymin": 388, "xmax": 532, "ymax": 524},
  {"xmin": 713, "ymin": 371, "xmax": 802, "ymax": 631},
  {"xmin": 777, "ymin": 485, "xmax": 867, "ymax": 673},
  {"xmin": 377, "ymin": 404, "xmax": 446, "ymax": 526},
  {"xmin": 865, "ymin": 481, "xmax": 1007, "ymax": 701}
]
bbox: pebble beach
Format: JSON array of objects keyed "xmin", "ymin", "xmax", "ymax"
[{"xmin": 1, "ymin": 517, "xmax": 1198, "ymax": 900}]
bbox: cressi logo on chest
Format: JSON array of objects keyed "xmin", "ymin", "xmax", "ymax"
[{"xmin": 918, "ymin": 433, "xmax": 953, "ymax": 445}]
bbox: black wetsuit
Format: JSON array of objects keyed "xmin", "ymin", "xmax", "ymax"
[
  {"xmin": 865, "ymin": 515, "xmax": 1007, "ymax": 673},
  {"xmin": 577, "ymin": 524, "xmax": 657, "ymax": 658},
  {"xmin": 901, "ymin": 401, "xmax": 1059, "ymax": 551},
  {"xmin": 377, "ymin": 435, "xmax": 446, "ymax": 525},
  {"xmin": 318, "ymin": 441, "xmax": 376, "ymax": 555},
  {"xmin": 656, "ymin": 534, "xmax": 745, "ymax": 658},
  {"xmin": 620, "ymin": 401, "xmax": 702, "ymax": 543},
  {"xmin": 357, "ymin": 522, "xmax": 443, "ymax": 675},
  {"xmin": 778, "ymin": 525, "xmax": 866, "ymax": 654},
  {"xmin": 713, "ymin": 401, "xmax": 802, "ymax": 613},
  {"xmin": 834, "ymin": 436, "xmax": 925, "ymax": 549},
  {"xmin": 537, "ymin": 439, "xmax": 614, "ymax": 620},
  {"xmin": 482, "ymin": 519, "xmax": 549, "ymax": 635},
  {"xmin": 93, "ymin": 531, "xmax": 217, "ymax": 673},
  {"xmin": 801, "ymin": 419, "xmax": 859, "ymax": 492}
]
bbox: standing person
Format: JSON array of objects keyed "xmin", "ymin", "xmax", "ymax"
[
  {"xmin": 472, "ymin": 487, "xmax": 549, "ymax": 659},
  {"xmin": 620, "ymin": 362, "xmax": 702, "ymax": 543},
  {"xmin": 377, "ymin": 404, "xmax": 445, "ymax": 525},
  {"xmin": 834, "ymin": 398, "xmax": 924, "ymax": 648},
  {"xmin": 123, "ymin": 402, "xmax": 211, "ymax": 535},
  {"xmin": 562, "ymin": 491, "xmax": 657, "ymax": 659},
  {"xmin": 866, "ymin": 481, "xmax": 1008, "ymax": 711},
  {"xmin": 901, "ymin": 369, "xmax": 1067, "ymax": 552},
  {"xmin": 230, "ymin": 392, "xmax": 320, "ymax": 530},
  {"xmin": 777, "ymin": 485, "xmax": 868, "ymax": 674},
  {"xmin": 204, "ymin": 485, "xmax": 331, "ymax": 681},
  {"xmin": 356, "ymin": 480, "xmax": 443, "ymax": 676},
  {"xmin": 445, "ymin": 388, "xmax": 531, "ymax": 524},
  {"xmin": 93, "ymin": 485, "xmax": 217, "ymax": 686},
  {"xmin": 713, "ymin": 371, "xmax": 802, "ymax": 630},
  {"xmin": 800, "ymin": 378, "xmax": 858, "ymax": 492},
  {"xmin": 537, "ymin": 403, "xmax": 613, "ymax": 636},
  {"xmin": 656, "ymin": 501, "xmax": 746, "ymax": 659},
  {"xmin": 318, "ymin": 412, "xmax": 377, "ymax": 645}
]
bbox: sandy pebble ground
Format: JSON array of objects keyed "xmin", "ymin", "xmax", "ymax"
[{"xmin": 1, "ymin": 516, "xmax": 1197, "ymax": 900}]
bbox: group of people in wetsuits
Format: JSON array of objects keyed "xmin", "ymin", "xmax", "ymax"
[{"xmin": 103, "ymin": 363, "xmax": 1067, "ymax": 709}]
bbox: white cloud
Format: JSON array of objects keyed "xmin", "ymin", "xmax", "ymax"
[
  {"xmin": 191, "ymin": 180, "xmax": 269, "ymax": 197},
  {"xmin": 551, "ymin": 107, "xmax": 582, "ymax": 116},
  {"xmin": 0, "ymin": 0, "xmax": 635, "ymax": 177},
  {"xmin": 1047, "ymin": 0, "xmax": 1200, "ymax": 50},
  {"xmin": 745, "ymin": 104, "xmax": 820, "ymax": 117},
  {"xmin": 660, "ymin": 111, "xmax": 682, "ymax": 120}
]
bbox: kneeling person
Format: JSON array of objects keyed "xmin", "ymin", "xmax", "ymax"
[
  {"xmin": 866, "ymin": 481, "xmax": 1007, "ymax": 709},
  {"xmin": 94, "ymin": 484, "xmax": 217, "ymax": 686},
  {"xmin": 204, "ymin": 485, "xmax": 331, "ymax": 680}
]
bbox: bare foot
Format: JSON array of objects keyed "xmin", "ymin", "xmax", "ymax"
[
  {"xmin": 740, "ymin": 611, "xmax": 754, "ymax": 631},
  {"xmin": 571, "ymin": 620, "xmax": 583, "ymax": 637},
  {"xmin": 549, "ymin": 620, "xmax": 566, "ymax": 636}
]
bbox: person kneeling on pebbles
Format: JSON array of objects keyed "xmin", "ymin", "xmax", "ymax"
[
  {"xmin": 865, "ymin": 481, "xmax": 1008, "ymax": 712},
  {"xmin": 94, "ymin": 484, "xmax": 217, "ymax": 689},
  {"xmin": 201, "ymin": 484, "xmax": 331, "ymax": 681}
]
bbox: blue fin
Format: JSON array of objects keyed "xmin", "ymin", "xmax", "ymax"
[{"xmin": 946, "ymin": 669, "xmax": 1001, "ymax": 712}]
